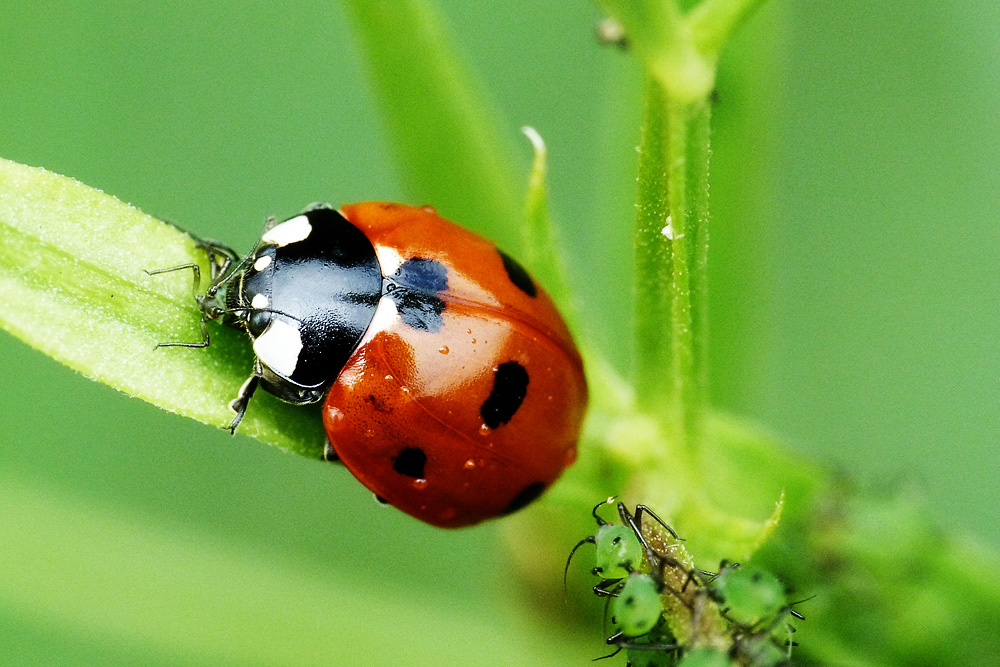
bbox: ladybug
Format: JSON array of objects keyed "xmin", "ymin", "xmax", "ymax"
[{"xmin": 157, "ymin": 203, "xmax": 587, "ymax": 528}]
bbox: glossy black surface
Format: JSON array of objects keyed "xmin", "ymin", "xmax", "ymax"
[{"xmin": 232, "ymin": 207, "xmax": 382, "ymax": 393}]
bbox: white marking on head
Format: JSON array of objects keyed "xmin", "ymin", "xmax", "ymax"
[
  {"xmin": 252, "ymin": 319, "xmax": 303, "ymax": 377},
  {"xmin": 374, "ymin": 244, "xmax": 404, "ymax": 276},
  {"xmin": 357, "ymin": 295, "xmax": 399, "ymax": 348},
  {"xmin": 262, "ymin": 215, "xmax": 312, "ymax": 247},
  {"xmin": 253, "ymin": 255, "xmax": 272, "ymax": 271},
  {"xmin": 251, "ymin": 293, "xmax": 269, "ymax": 310}
]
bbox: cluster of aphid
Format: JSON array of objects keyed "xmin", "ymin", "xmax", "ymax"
[{"xmin": 566, "ymin": 500, "xmax": 807, "ymax": 667}]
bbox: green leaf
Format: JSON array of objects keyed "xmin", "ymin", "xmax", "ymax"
[
  {"xmin": 0, "ymin": 158, "xmax": 327, "ymax": 458},
  {"xmin": 518, "ymin": 126, "xmax": 575, "ymax": 316},
  {"xmin": 342, "ymin": 0, "xmax": 525, "ymax": 249}
]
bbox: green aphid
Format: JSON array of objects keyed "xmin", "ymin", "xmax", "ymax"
[
  {"xmin": 712, "ymin": 564, "xmax": 787, "ymax": 627},
  {"xmin": 594, "ymin": 523, "xmax": 643, "ymax": 580},
  {"xmin": 613, "ymin": 573, "xmax": 663, "ymax": 636}
]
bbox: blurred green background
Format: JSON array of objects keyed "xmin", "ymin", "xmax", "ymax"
[{"xmin": 1, "ymin": 1, "xmax": 998, "ymax": 664}]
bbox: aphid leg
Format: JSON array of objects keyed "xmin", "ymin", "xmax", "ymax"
[
  {"xmin": 564, "ymin": 535, "xmax": 597, "ymax": 592},
  {"xmin": 617, "ymin": 503, "xmax": 662, "ymax": 573},
  {"xmin": 592, "ymin": 645, "xmax": 622, "ymax": 662},
  {"xmin": 592, "ymin": 579, "xmax": 623, "ymax": 597},
  {"xmin": 633, "ymin": 504, "xmax": 681, "ymax": 540}
]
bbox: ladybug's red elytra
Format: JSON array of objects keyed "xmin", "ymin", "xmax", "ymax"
[{"xmin": 157, "ymin": 202, "xmax": 587, "ymax": 528}]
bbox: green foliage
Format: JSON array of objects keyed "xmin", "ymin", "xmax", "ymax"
[
  {"xmin": 341, "ymin": 0, "xmax": 524, "ymax": 249},
  {"xmin": 0, "ymin": 159, "xmax": 327, "ymax": 457},
  {"xmin": 2, "ymin": 0, "xmax": 1000, "ymax": 665},
  {"xmin": 676, "ymin": 648, "xmax": 730, "ymax": 667}
]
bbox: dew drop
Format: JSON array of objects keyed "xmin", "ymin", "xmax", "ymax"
[
  {"xmin": 479, "ymin": 423, "xmax": 490, "ymax": 435},
  {"xmin": 412, "ymin": 478, "xmax": 428, "ymax": 490},
  {"xmin": 470, "ymin": 338, "xmax": 477, "ymax": 344},
  {"xmin": 438, "ymin": 346, "xmax": 449, "ymax": 354},
  {"xmin": 464, "ymin": 459, "xmax": 477, "ymax": 469}
]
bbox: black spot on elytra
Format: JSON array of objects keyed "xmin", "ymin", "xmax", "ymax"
[
  {"xmin": 498, "ymin": 250, "xmax": 536, "ymax": 298},
  {"xmin": 503, "ymin": 482, "xmax": 546, "ymax": 515},
  {"xmin": 391, "ymin": 289, "xmax": 446, "ymax": 331},
  {"xmin": 392, "ymin": 447, "xmax": 427, "ymax": 479},
  {"xmin": 387, "ymin": 257, "xmax": 448, "ymax": 332},
  {"xmin": 395, "ymin": 257, "xmax": 448, "ymax": 292},
  {"xmin": 480, "ymin": 361, "xmax": 529, "ymax": 428}
]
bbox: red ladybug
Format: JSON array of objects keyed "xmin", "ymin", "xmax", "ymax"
[{"xmin": 160, "ymin": 202, "xmax": 587, "ymax": 528}]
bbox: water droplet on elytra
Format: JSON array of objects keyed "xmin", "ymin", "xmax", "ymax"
[
  {"xmin": 439, "ymin": 346, "xmax": 449, "ymax": 354},
  {"xmin": 479, "ymin": 424, "xmax": 490, "ymax": 435}
]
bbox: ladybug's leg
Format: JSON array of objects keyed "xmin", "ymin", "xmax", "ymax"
[
  {"xmin": 195, "ymin": 239, "xmax": 239, "ymax": 283},
  {"xmin": 146, "ymin": 262, "xmax": 202, "ymax": 297},
  {"xmin": 227, "ymin": 361, "xmax": 263, "ymax": 433},
  {"xmin": 145, "ymin": 263, "xmax": 211, "ymax": 349},
  {"xmin": 192, "ymin": 238, "xmax": 242, "ymax": 296},
  {"xmin": 322, "ymin": 440, "xmax": 340, "ymax": 462}
]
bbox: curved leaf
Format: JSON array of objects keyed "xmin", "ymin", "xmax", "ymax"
[
  {"xmin": 0, "ymin": 158, "xmax": 326, "ymax": 458},
  {"xmin": 342, "ymin": 0, "xmax": 525, "ymax": 249}
]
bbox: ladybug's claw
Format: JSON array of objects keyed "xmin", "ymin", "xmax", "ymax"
[{"xmin": 227, "ymin": 374, "xmax": 261, "ymax": 433}]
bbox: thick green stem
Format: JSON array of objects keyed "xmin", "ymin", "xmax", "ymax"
[
  {"xmin": 689, "ymin": 98, "xmax": 712, "ymax": 455},
  {"xmin": 665, "ymin": 95, "xmax": 695, "ymax": 459},
  {"xmin": 634, "ymin": 79, "xmax": 712, "ymax": 472},
  {"xmin": 635, "ymin": 80, "xmax": 672, "ymax": 414}
]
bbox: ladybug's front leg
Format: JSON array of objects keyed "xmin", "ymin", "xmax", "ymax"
[{"xmin": 227, "ymin": 361, "xmax": 263, "ymax": 433}]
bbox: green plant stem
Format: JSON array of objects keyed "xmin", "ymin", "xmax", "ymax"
[
  {"xmin": 689, "ymin": 0, "xmax": 770, "ymax": 59},
  {"xmin": 689, "ymin": 97, "xmax": 712, "ymax": 454},
  {"xmin": 634, "ymin": 79, "xmax": 672, "ymax": 414},
  {"xmin": 597, "ymin": 0, "xmax": 715, "ymax": 103},
  {"xmin": 634, "ymin": 78, "xmax": 711, "ymax": 472}
]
